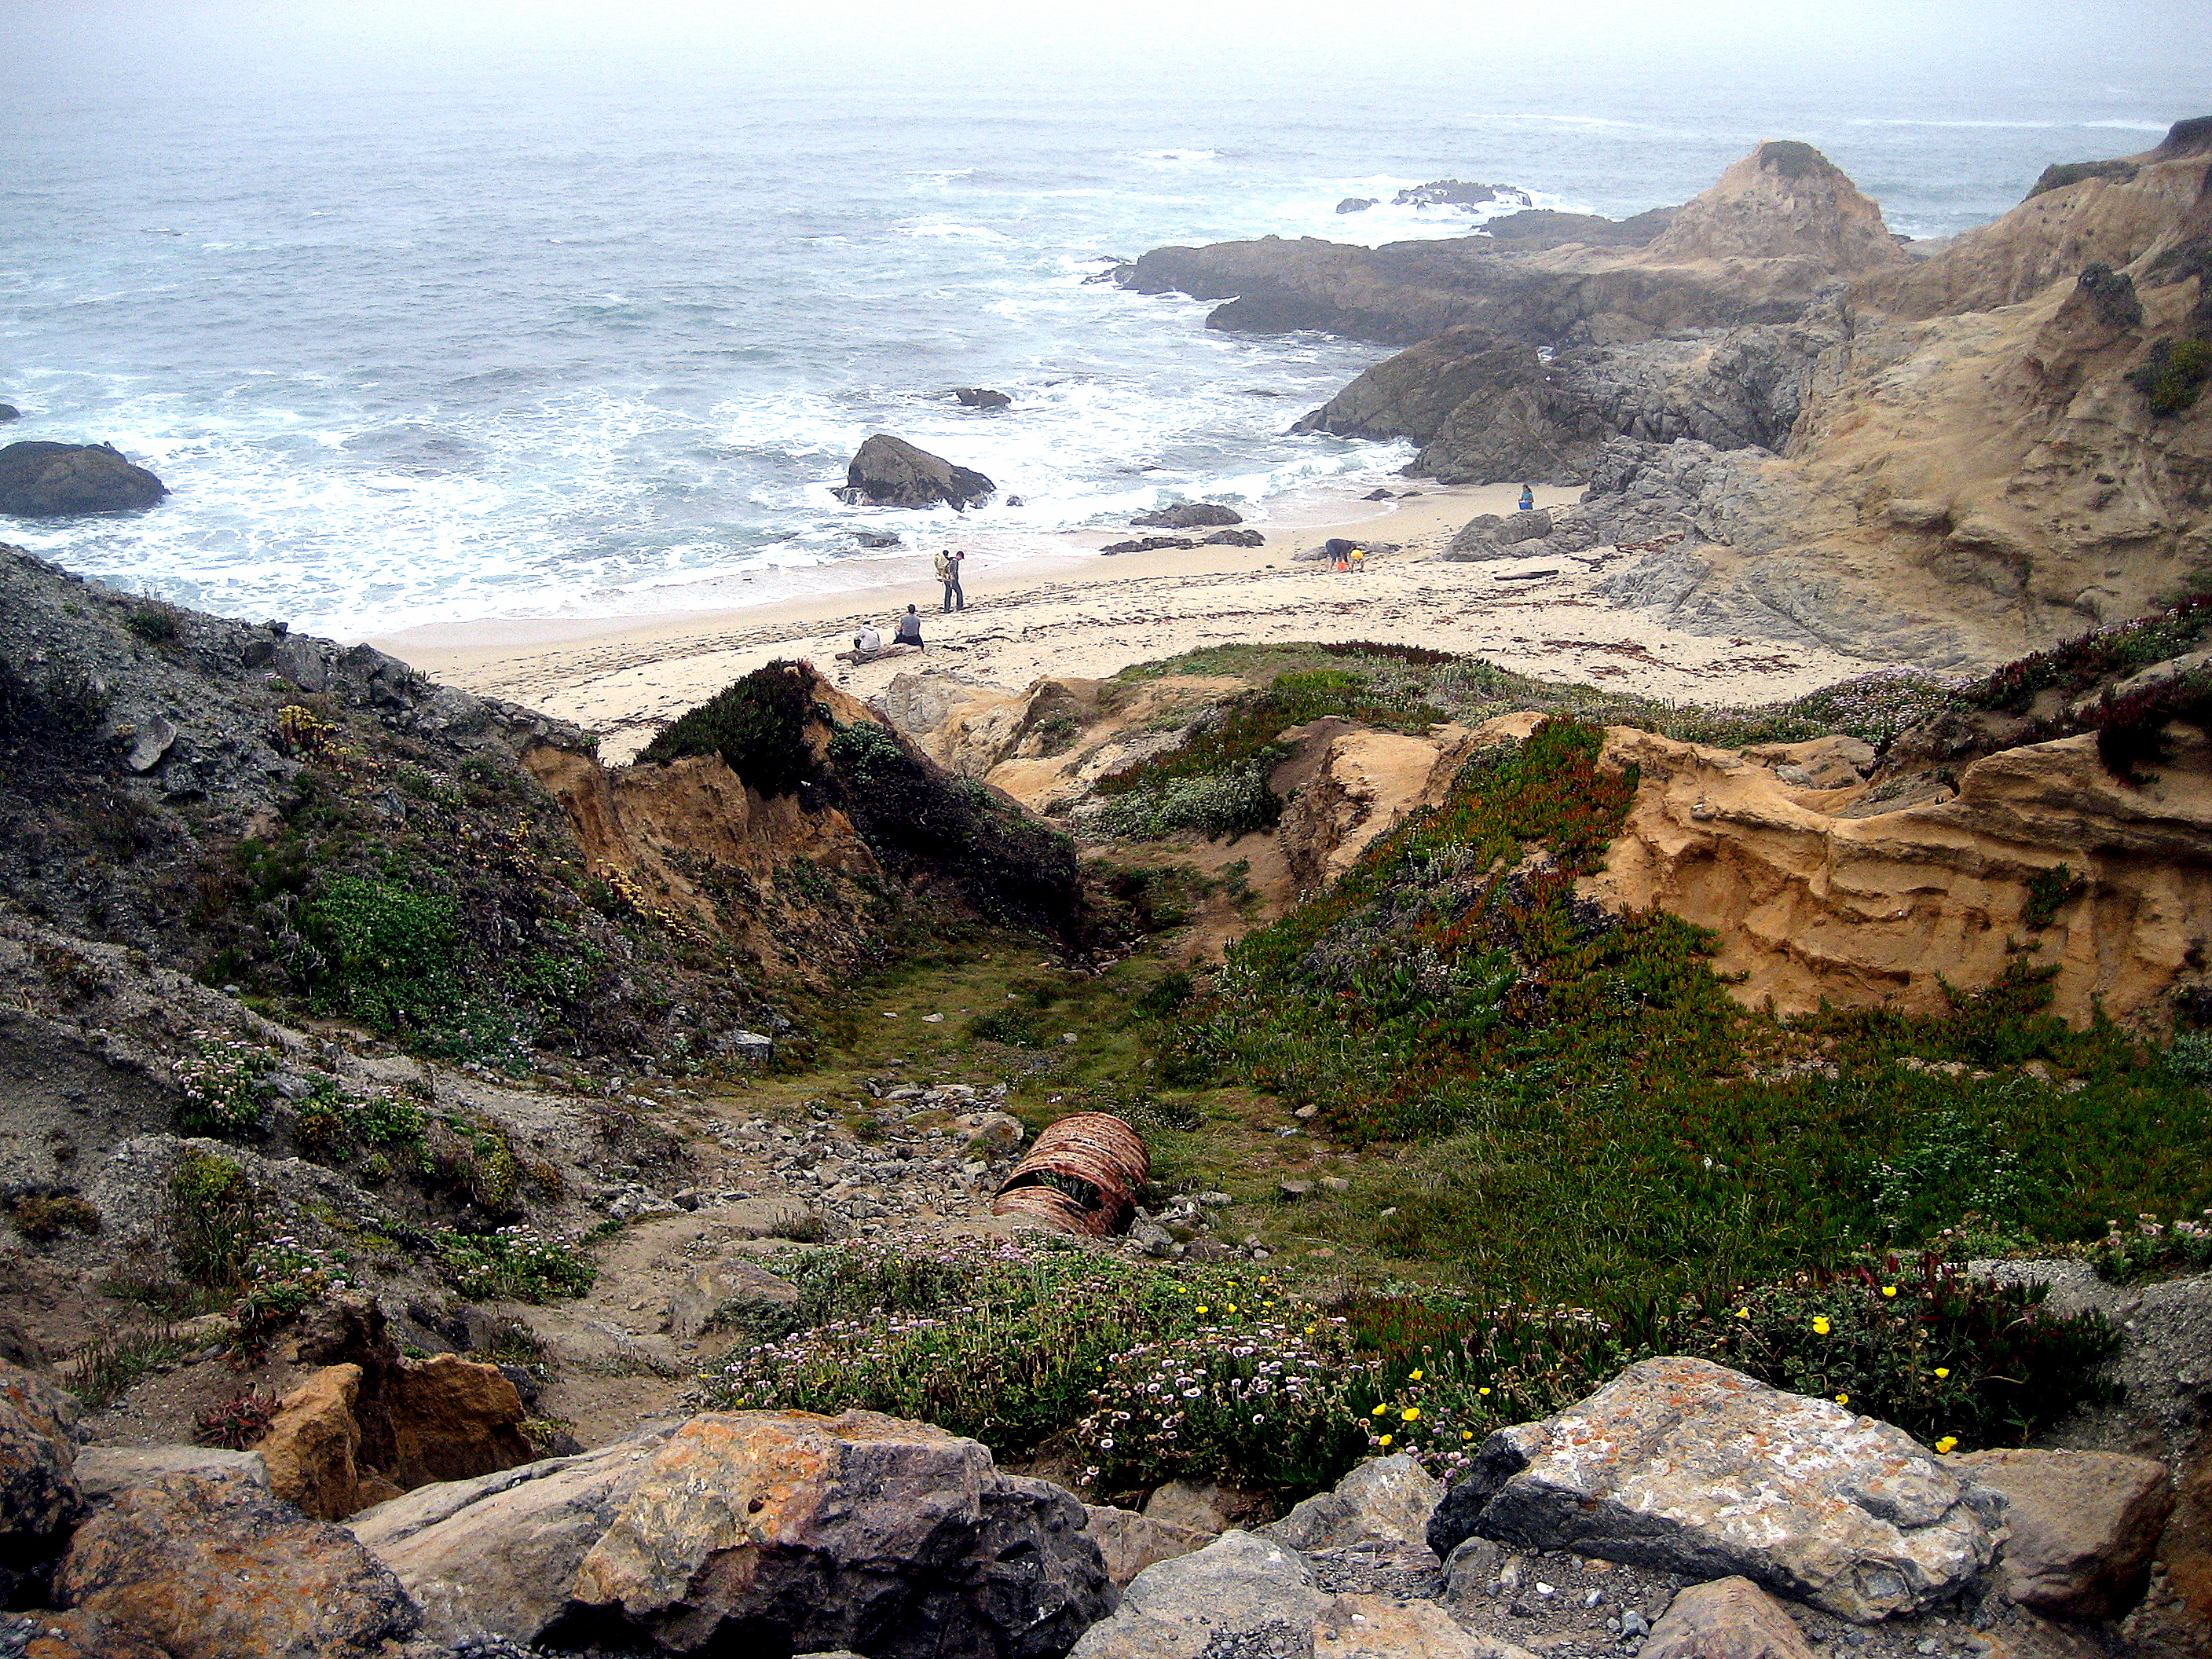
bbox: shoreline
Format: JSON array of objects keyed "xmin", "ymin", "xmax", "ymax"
[{"xmin": 375, "ymin": 478, "xmax": 1875, "ymax": 763}]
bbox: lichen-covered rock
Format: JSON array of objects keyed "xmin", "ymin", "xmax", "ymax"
[
  {"xmin": 1261, "ymin": 1454, "xmax": 1443, "ymax": 1552},
  {"xmin": 562, "ymin": 1410, "xmax": 1110, "ymax": 1657},
  {"xmin": 0, "ymin": 1357, "xmax": 83, "ymax": 1603},
  {"xmin": 259, "ymin": 1364, "xmax": 377, "ymax": 1521},
  {"xmin": 1428, "ymin": 1357, "xmax": 2001, "ymax": 1622},
  {"xmin": 55, "ymin": 1471, "xmax": 419, "ymax": 1659},
  {"xmin": 1958, "ymin": 1448, "xmax": 2174, "ymax": 1620},
  {"xmin": 1639, "ymin": 1577, "xmax": 1817, "ymax": 1659}
]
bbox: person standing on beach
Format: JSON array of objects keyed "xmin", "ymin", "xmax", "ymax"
[
  {"xmin": 936, "ymin": 548, "xmax": 966, "ymax": 612},
  {"xmin": 1518, "ymin": 485, "xmax": 1535, "ymax": 511},
  {"xmin": 894, "ymin": 605, "xmax": 925, "ymax": 647}
]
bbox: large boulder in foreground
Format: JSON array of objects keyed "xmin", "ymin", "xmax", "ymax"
[
  {"xmin": 56, "ymin": 1471, "xmax": 419, "ymax": 1659},
  {"xmin": 1428, "ymin": 1356, "xmax": 2001, "ymax": 1622},
  {"xmin": 0, "ymin": 441, "xmax": 167, "ymax": 516},
  {"xmin": 0, "ymin": 1357, "xmax": 83, "ymax": 1603},
  {"xmin": 354, "ymin": 1409, "xmax": 1113, "ymax": 1657},
  {"xmin": 835, "ymin": 433, "xmax": 994, "ymax": 510}
]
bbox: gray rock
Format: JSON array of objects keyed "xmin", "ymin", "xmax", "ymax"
[
  {"xmin": 1260, "ymin": 1454, "xmax": 1443, "ymax": 1552},
  {"xmin": 1133, "ymin": 503, "xmax": 1243, "ymax": 529},
  {"xmin": 0, "ymin": 441, "xmax": 168, "ymax": 516},
  {"xmin": 0, "ymin": 405, "xmax": 20, "ymax": 422},
  {"xmin": 1143, "ymin": 1476, "xmax": 1263, "ymax": 1534},
  {"xmin": 953, "ymin": 387, "xmax": 1013, "ymax": 409},
  {"xmin": 834, "ymin": 433, "xmax": 994, "ymax": 510},
  {"xmin": 0, "ymin": 1358, "xmax": 82, "ymax": 1602},
  {"xmin": 74, "ymin": 1445, "xmax": 268, "ymax": 1505},
  {"xmin": 1429, "ymin": 1357, "xmax": 2001, "ymax": 1622},
  {"xmin": 1440, "ymin": 1536, "xmax": 1503, "ymax": 1607},
  {"xmin": 1068, "ymin": 1529, "xmax": 1317, "ymax": 1659}
]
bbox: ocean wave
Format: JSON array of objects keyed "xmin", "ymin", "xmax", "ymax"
[
  {"xmin": 1847, "ymin": 117, "xmax": 2170, "ymax": 130},
  {"xmin": 901, "ymin": 222, "xmax": 1016, "ymax": 243},
  {"xmin": 1136, "ymin": 148, "xmax": 1222, "ymax": 163}
]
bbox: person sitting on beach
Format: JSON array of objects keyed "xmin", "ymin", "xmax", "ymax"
[
  {"xmin": 852, "ymin": 623, "xmax": 882, "ymax": 659},
  {"xmin": 1518, "ymin": 485, "xmax": 1535, "ymax": 511},
  {"xmin": 1324, "ymin": 536, "xmax": 1354, "ymax": 572},
  {"xmin": 893, "ymin": 605, "xmax": 924, "ymax": 648}
]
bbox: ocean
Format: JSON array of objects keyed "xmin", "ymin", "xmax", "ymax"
[{"xmin": 2, "ymin": 2, "xmax": 2203, "ymax": 639}]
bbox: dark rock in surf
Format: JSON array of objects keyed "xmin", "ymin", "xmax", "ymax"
[
  {"xmin": 952, "ymin": 387, "xmax": 1013, "ymax": 410},
  {"xmin": 1132, "ymin": 503, "xmax": 1242, "ymax": 529},
  {"xmin": 0, "ymin": 441, "xmax": 168, "ymax": 518},
  {"xmin": 1392, "ymin": 181, "xmax": 1533, "ymax": 212},
  {"xmin": 1203, "ymin": 529, "xmax": 1264, "ymax": 547},
  {"xmin": 855, "ymin": 531, "xmax": 902, "ymax": 549},
  {"xmin": 835, "ymin": 434, "xmax": 994, "ymax": 511},
  {"xmin": 0, "ymin": 405, "xmax": 20, "ymax": 423},
  {"xmin": 1335, "ymin": 198, "xmax": 1376, "ymax": 214}
]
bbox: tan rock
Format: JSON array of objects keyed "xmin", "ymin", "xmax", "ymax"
[
  {"xmin": 258, "ymin": 1363, "xmax": 368, "ymax": 1522},
  {"xmin": 1582, "ymin": 723, "xmax": 2212, "ymax": 1027},
  {"xmin": 1276, "ymin": 723, "xmax": 1481, "ymax": 893},
  {"xmin": 56, "ymin": 1471, "xmax": 418, "ymax": 1659},
  {"xmin": 1082, "ymin": 1503, "xmax": 1214, "ymax": 1585},
  {"xmin": 1317, "ymin": 1591, "xmax": 1535, "ymax": 1657},
  {"xmin": 1639, "ymin": 1576, "xmax": 1816, "ymax": 1659},
  {"xmin": 1959, "ymin": 1447, "xmax": 2173, "ymax": 1619},
  {"xmin": 73, "ymin": 1445, "xmax": 267, "ymax": 1505},
  {"xmin": 1637, "ymin": 141, "xmax": 1907, "ymax": 274}
]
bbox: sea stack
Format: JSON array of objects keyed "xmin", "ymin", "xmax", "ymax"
[
  {"xmin": 0, "ymin": 441, "xmax": 169, "ymax": 517},
  {"xmin": 835, "ymin": 433, "xmax": 995, "ymax": 511}
]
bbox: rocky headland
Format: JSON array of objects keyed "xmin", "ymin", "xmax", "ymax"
[{"xmin": 1119, "ymin": 123, "xmax": 2212, "ymax": 670}]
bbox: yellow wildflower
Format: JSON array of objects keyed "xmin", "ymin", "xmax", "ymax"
[
  {"xmin": 1372, "ymin": 1404, "xmax": 1388, "ymax": 1417},
  {"xmin": 1402, "ymin": 1407, "xmax": 1421, "ymax": 1422},
  {"xmin": 1936, "ymin": 1436, "xmax": 1958, "ymax": 1454},
  {"xmin": 1196, "ymin": 1306, "xmax": 1210, "ymax": 1315},
  {"xmin": 1377, "ymin": 1434, "xmax": 1393, "ymax": 1447},
  {"xmin": 1811, "ymin": 1316, "xmax": 1832, "ymax": 1336},
  {"xmin": 1735, "ymin": 1306, "xmax": 1750, "ymax": 1319},
  {"xmin": 1835, "ymin": 1394, "xmax": 1849, "ymax": 1405},
  {"xmin": 1478, "ymin": 1386, "xmax": 1491, "ymax": 1397},
  {"xmin": 1881, "ymin": 1285, "xmax": 1898, "ymax": 1298},
  {"xmin": 1934, "ymin": 1368, "xmax": 1950, "ymax": 1379},
  {"xmin": 1409, "ymin": 1368, "xmax": 1424, "ymax": 1382}
]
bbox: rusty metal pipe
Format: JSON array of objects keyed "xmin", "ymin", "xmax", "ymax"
[{"xmin": 991, "ymin": 1112, "xmax": 1149, "ymax": 1237}]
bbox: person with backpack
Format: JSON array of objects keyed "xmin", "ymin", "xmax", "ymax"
[{"xmin": 936, "ymin": 548, "xmax": 966, "ymax": 612}]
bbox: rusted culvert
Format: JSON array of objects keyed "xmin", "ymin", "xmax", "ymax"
[{"xmin": 991, "ymin": 1112, "xmax": 1149, "ymax": 1236}]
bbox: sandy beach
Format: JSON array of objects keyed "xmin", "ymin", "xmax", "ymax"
[{"xmin": 375, "ymin": 480, "xmax": 1873, "ymax": 761}]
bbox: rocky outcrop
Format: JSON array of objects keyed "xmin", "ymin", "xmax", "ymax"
[
  {"xmin": 1582, "ymin": 720, "xmax": 2212, "ymax": 1028},
  {"xmin": 836, "ymin": 433, "xmax": 994, "ymax": 510},
  {"xmin": 56, "ymin": 1471, "xmax": 420, "ymax": 1659},
  {"xmin": 1081, "ymin": 1506, "xmax": 1214, "ymax": 1587},
  {"xmin": 1067, "ymin": 1529, "xmax": 1317, "ymax": 1659},
  {"xmin": 1956, "ymin": 1448, "xmax": 2174, "ymax": 1619},
  {"xmin": 0, "ymin": 442, "xmax": 167, "ymax": 517},
  {"xmin": 1633, "ymin": 141, "xmax": 1906, "ymax": 273},
  {"xmin": 0, "ymin": 1359, "xmax": 83, "ymax": 1603},
  {"xmin": 353, "ymin": 1409, "xmax": 1113, "ymax": 1657},
  {"xmin": 1258, "ymin": 1453, "xmax": 1441, "ymax": 1552},
  {"xmin": 71, "ymin": 1445, "xmax": 268, "ymax": 1506},
  {"xmin": 953, "ymin": 387, "xmax": 1013, "ymax": 409},
  {"xmin": 0, "ymin": 1608, "xmax": 170, "ymax": 1658},
  {"xmin": 1428, "ymin": 1357, "xmax": 2002, "ymax": 1621}
]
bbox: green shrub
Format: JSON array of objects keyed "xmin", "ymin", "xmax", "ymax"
[
  {"xmin": 172, "ymin": 1034, "xmax": 274, "ymax": 1138},
  {"xmin": 968, "ymin": 1005, "xmax": 1055, "ymax": 1047},
  {"xmin": 2130, "ymin": 336, "xmax": 2212, "ymax": 417},
  {"xmin": 434, "ymin": 1226, "xmax": 595, "ymax": 1302},
  {"xmin": 2090, "ymin": 1211, "xmax": 2212, "ymax": 1280},
  {"xmin": 638, "ymin": 661, "xmax": 820, "ymax": 795},
  {"xmin": 1089, "ymin": 764, "xmax": 1280, "ymax": 842},
  {"xmin": 167, "ymin": 1152, "xmax": 260, "ymax": 1288},
  {"xmin": 123, "ymin": 607, "xmax": 179, "ymax": 644},
  {"xmin": 236, "ymin": 1236, "xmax": 355, "ymax": 1331},
  {"xmin": 300, "ymin": 874, "xmax": 463, "ymax": 1030},
  {"xmin": 2022, "ymin": 863, "xmax": 2086, "ymax": 930}
]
